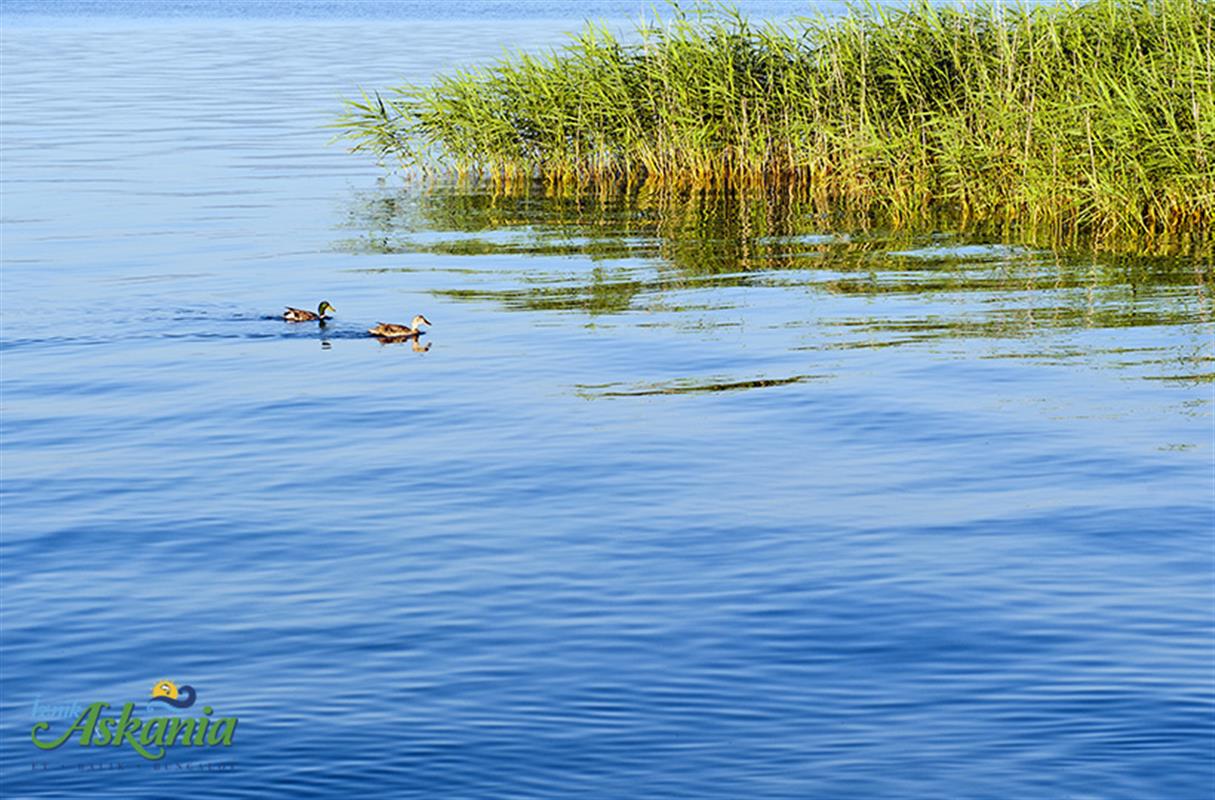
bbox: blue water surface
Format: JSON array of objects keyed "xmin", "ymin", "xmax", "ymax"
[{"xmin": 1, "ymin": 3, "xmax": 1212, "ymax": 798}]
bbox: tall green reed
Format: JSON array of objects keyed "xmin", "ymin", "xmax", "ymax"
[{"xmin": 334, "ymin": 0, "xmax": 1215, "ymax": 250}]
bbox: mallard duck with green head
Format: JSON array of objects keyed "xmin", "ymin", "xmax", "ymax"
[
  {"xmin": 283, "ymin": 301, "xmax": 335, "ymax": 322},
  {"xmin": 368, "ymin": 314, "xmax": 431, "ymax": 339}
]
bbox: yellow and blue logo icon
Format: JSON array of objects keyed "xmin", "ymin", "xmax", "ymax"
[{"xmin": 150, "ymin": 680, "xmax": 197, "ymax": 709}]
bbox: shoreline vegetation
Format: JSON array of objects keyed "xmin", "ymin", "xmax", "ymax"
[{"xmin": 335, "ymin": 0, "xmax": 1214, "ymax": 253}]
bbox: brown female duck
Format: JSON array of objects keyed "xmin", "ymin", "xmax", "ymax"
[{"xmin": 368, "ymin": 314, "xmax": 431, "ymax": 339}]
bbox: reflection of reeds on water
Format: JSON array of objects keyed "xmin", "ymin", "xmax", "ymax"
[
  {"xmin": 339, "ymin": 185, "xmax": 1213, "ymax": 328},
  {"xmin": 579, "ymin": 374, "xmax": 825, "ymax": 397},
  {"xmin": 338, "ymin": 184, "xmax": 1211, "ymax": 387},
  {"xmin": 336, "ymin": 0, "xmax": 1214, "ymax": 251}
]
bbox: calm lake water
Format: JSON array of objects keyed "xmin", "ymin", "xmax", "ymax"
[{"xmin": 1, "ymin": 3, "xmax": 1212, "ymax": 798}]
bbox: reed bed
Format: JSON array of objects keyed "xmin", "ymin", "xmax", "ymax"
[{"xmin": 336, "ymin": 0, "xmax": 1215, "ymax": 248}]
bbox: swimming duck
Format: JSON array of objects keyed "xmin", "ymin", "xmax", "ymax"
[
  {"xmin": 283, "ymin": 301, "xmax": 335, "ymax": 322},
  {"xmin": 368, "ymin": 314, "xmax": 431, "ymax": 339}
]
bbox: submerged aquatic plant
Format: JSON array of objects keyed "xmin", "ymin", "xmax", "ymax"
[{"xmin": 335, "ymin": 0, "xmax": 1215, "ymax": 250}]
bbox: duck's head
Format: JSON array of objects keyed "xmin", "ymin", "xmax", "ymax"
[
  {"xmin": 317, "ymin": 301, "xmax": 336, "ymax": 317},
  {"xmin": 412, "ymin": 314, "xmax": 431, "ymax": 329}
]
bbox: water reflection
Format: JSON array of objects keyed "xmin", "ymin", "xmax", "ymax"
[
  {"xmin": 337, "ymin": 184, "xmax": 1213, "ymax": 386},
  {"xmin": 338, "ymin": 184, "xmax": 1212, "ymax": 319},
  {"xmin": 360, "ymin": 326, "xmax": 434, "ymax": 349},
  {"xmin": 371, "ymin": 336, "xmax": 433, "ymax": 351},
  {"xmin": 579, "ymin": 374, "xmax": 826, "ymax": 398}
]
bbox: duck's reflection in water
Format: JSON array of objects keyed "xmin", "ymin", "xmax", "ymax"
[
  {"xmin": 374, "ymin": 335, "xmax": 431, "ymax": 352},
  {"xmin": 312, "ymin": 331, "xmax": 430, "ymax": 351}
]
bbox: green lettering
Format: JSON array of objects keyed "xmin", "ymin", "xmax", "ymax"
[
  {"xmin": 165, "ymin": 718, "xmax": 197, "ymax": 747},
  {"xmin": 141, "ymin": 718, "xmax": 169, "ymax": 749},
  {"xmin": 112, "ymin": 703, "xmax": 162, "ymax": 760},
  {"xmin": 31, "ymin": 702, "xmax": 106, "ymax": 750},
  {"xmin": 94, "ymin": 716, "xmax": 115, "ymax": 746},
  {"xmin": 206, "ymin": 718, "xmax": 237, "ymax": 746}
]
